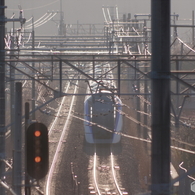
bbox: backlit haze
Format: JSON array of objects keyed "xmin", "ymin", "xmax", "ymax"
[{"xmin": 5, "ymin": 0, "xmax": 195, "ymax": 37}]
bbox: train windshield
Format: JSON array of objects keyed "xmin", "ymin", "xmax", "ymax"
[{"xmin": 91, "ymin": 95, "xmax": 114, "ymax": 140}]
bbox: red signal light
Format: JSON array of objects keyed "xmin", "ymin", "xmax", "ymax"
[
  {"xmin": 34, "ymin": 130, "xmax": 41, "ymax": 137},
  {"xmin": 35, "ymin": 156, "xmax": 41, "ymax": 163}
]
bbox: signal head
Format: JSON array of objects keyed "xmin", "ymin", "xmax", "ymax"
[{"xmin": 26, "ymin": 122, "xmax": 48, "ymax": 180}]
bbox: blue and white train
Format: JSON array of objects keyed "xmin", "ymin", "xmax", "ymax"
[{"xmin": 84, "ymin": 81, "xmax": 123, "ymax": 144}]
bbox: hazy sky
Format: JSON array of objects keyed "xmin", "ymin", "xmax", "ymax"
[{"xmin": 5, "ymin": 0, "xmax": 195, "ymax": 35}]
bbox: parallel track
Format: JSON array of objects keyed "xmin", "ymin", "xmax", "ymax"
[{"xmin": 45, "ymin": 80, "xmax": 78, "ymax": 195}]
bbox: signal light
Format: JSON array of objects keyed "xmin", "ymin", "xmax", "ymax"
[
  {"xmin": 35, "ymin": 156, "xmax": 41, "ymax": 163},
  {"xmin": 26, "ymin": 122, "xmax": 48, "ymax": 180},
  {"xmin": 34, "ymin": 130, "xmax": 41, "ymax": 137}
]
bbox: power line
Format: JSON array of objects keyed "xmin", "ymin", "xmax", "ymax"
[{"xmin": 7, "ymin": 0, "xmax": 59, "ymax": 11}]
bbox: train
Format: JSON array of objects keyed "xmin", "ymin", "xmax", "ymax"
[{"xmin": 84, "ymin": 80, "xmax": 123, "ymax": 144}]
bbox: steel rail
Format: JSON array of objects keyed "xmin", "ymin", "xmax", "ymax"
[
  {"xmin": 110, "ymin": 151, "xmax": 123, "ymax": 195},
  {"xmin": 93, "ymin": 149, "xmax": 101, "ymax": 195},
  {"xmin": 48, "ymin": 81, "xmax": 70, "ymax": 135},
  {"xmin": 92, "ymin": 147, "xmax": 124, "ymax": 195},
  {"xmin": 45, "ymin": 81, "xmax": 78, "ymax": 195}
]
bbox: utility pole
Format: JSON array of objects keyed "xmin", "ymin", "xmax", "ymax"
[
  {"xmin": 10, "ymin": 19, "xmax": 15, "ymax": 154},
  {"xmin": 151, "ymin": 0, "xmax": 170, "ymax": 195},
  {"xmin": 0, "ymin": 0, "xmax": 6, "ymax": 194},
  {"xmin": 59, "ymin": 0, "xmax": 65, "ymax": 35},
  {"xmin": 32, "ymin": 17, "xmax": 35, "ymax": 120}
]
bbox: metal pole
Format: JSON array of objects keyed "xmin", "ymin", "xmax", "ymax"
[
  {"xmin": 192, "ymin": 11, "xmax": 194, "ymax": 46},
  {"xmin": 144, "ymin": 63, "xmax": 148, "ymax": 143},
  {"xmin": 13, "ymin": 82, "xmax": 22, "ymax": 195},
  {"xmin": 93, "ymin": 56, "xmax": 95, "ymax": 79},
  {"xmin": 135, "ymin": 60, "xmax": 141, "ymax": 137},
  {"xmin": 171, "ymin": 57, "xmax": 180, "ymax": 128},
  {"xmin": 117, "ymin": 60, "xmax": 120, "ymax": 97},
  {"xmin": 0, "ymin": 1, "xmax": 6, "ymax": 194},
  {"xmin": 10, "ymin": 21, "xmax": 15, "ymax": 153},
  {"xmin": 151, "ymin": 0, "xmax": 170, "ymax": 195},
  {"xmin": 77, "ymin": 21, "xmax": 79, "ymax": 35},
  {"xmin": 32, "ymin": 17, "xmax": 35, "ymax": 120},
  {"xmin": 137, "ymin": 76, "xmax": 141, "ymax": 137},
  {"xmin": 59, "ymin": 60, "xmax": 62, "ymax": 94},
  {"xmin": 25, "ymin": 102, "xmax": 31, "ymax": 195},
  {"xmin": 59, "ymin": 0, "xmax": 64, "ymax": 35}
]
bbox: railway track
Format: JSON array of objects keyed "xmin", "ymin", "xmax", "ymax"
[
  {"xmin": 89, "ymin": 145, "xmax": 128, "ymax": 195},
  {"xmin": 44, "ymin": 80, "xmax": 78, "ymax": 195}
]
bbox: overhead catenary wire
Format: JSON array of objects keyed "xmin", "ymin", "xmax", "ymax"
[
  {"xmin": 43, "ymin": 100, "xmax": 195, "ymax": 150},
  {"xmin": 71, "ymin": 113, "xmax": 195, "ymax": 155},
  {"xmin": 33, "ymin": 13, "xmax": 57, "ymax": 29},
  {"xmin": 7, "ymin": 0, "xmax": 59, "ymax": 11},
  {"xmin": 25, "ymin": 12, "xmax": 57, "ymax": 30},
  {"xmin": 25, "ymin": 12, "xmax": 50, "ymax": 29},
  {"xmin": 25, "ymin": 17, "xmax": 33, "ymax": 23},
  {"xmin": 107, "ymin": 8, "xmax": 112, "ymax": 23},
  {"xmin": 177, "ymin": 37, "xmax": 195, "ymax": 53},
  {"xmin": 115, "ymin": 6, "xmax": 119, "ymax": 24},
  {"xmin": 102, "ymin": 7, "xmax": 108, "ymax": 24}
]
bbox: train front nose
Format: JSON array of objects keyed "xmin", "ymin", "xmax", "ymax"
[{"xmin": 91, "ymin": 95, "xmax": 114, "ymax": 141}]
